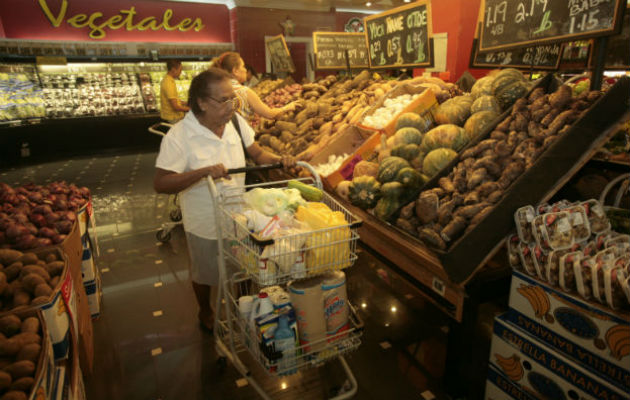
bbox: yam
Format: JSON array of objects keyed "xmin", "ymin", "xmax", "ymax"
[
  {"xmin": 44, "ymin": 253, "xmax": 58, "ymax": 263},
  {"xmin": 12, "ymin": 291, "xmax": 30, "ymax": 307},
  {"xmin": 15, "ymin": 342, "xmax": 41, "ymax": 360},
  {"xmin": 3, "ymin": 360, "xmax": 34, "ymax": 380},
  {"xmin": 0, "ymin": 316, "xmax": 21, "ymax": 337},
  {"xmin": 0, "ymin": 250, "xmax": 22, "ymax": 266},
  {"xmin": 30, "ymin": 297, "xmax": 48, "ymax": 306},
  {"xmin": 0, "ymin": 359, "xmax": 11, "ymax": 370},
  {"xmin": 19, "ymin": 265, "xmax": 50, "ymax": 282},
  {"xmin": 10, "ymin": 377, "xmax": 34, "ymax": 393},
  {"xmin": 0, "ymin": 390, "xmax": 28, "ymax": 400},
  {"xmin": 0, "ymin": 370, "xmax": 10, "ymax": 391},
  {"xmin": 19, "ymin": 318, "xmax": 39, "ymax": 335},
  {"xmin": 3, "ymin": 264, "xmax": 21, "ymax": 282}
]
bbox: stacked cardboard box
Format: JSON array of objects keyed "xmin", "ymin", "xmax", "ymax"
[
  {"xmin": 485, "ymin": 271, "xmax": 629, "ymax": 400},
  {"xmin": 78, "ymin": 202, "xmax": 102, "ymax": 319}
]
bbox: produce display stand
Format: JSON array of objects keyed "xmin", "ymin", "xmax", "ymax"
[{"xmin": 209, "ymin": 162, "xmax": 364, "ymax": 400}]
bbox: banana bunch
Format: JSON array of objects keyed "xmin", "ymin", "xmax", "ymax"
[
  {"xmin": 517, "ymin": 284, "xmax": 553, "ymax": 322},
  {"xmin": 605, "ymin": 324, "xmax": 630, "ymax": 360},
  {"xmin": 494, "ymin": 353, "xmax": 523, "ymax": 381}
]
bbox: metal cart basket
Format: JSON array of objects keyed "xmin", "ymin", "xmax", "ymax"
[{"xmin": 207, "ymin": 161, "xmax": 364, "ymax": 400}]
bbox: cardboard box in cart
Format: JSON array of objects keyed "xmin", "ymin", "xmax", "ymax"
[
  {"xmin": 505, "ymin": 271, "xmax": 630, "ymax": 391},
  {"xmin": 489, "ymin": 315, "xmax": 628, "ymax": 400}
]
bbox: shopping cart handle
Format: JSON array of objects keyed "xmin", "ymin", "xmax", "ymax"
[{"xmin": 227, "ymin": 163, "xmax": 283, "ymax": 174}]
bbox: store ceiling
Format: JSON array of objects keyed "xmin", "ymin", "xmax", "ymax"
[{"xmin": 168, "ymin": 0, "xmax": 411, "ymax": 13}]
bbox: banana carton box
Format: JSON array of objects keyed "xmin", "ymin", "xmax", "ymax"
[
  {"xmin": 505, "ymin": 271, "xmax": 629, "ymax": 392},
  {"xmin": 486, "ymin": 364, "xmax": 536, "ymax": 400},
  {"xmin": 489, "ymin": 314, "xmax": 628, "ymax": 400}
]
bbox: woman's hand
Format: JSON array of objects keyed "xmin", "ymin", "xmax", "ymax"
[
  {"xmin": 280, "ymin": 155, "xmax": 296, "ymax": 171},
  {"xmin": 205, "ymin": 163, "xmax": 230, "ymax": 180}
]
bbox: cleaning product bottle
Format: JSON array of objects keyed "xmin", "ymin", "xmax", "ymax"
[
  {"xmin": 248, "ymin": 292, "xmax": 274, "ymax": 345},
  {"xmin": 274, "ymin": 314, "xmax": 297, "ymax": 376}
]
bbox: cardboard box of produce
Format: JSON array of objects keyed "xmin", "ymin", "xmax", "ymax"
[
  {"xmin": 310, "ymin": 125, "xmax": 380, "ymax": 190},
  {"xmin": 52, "ymin": 366, "xmax": 67, "ymax": 400},
  {"xmin": 505, "ymin": 271, "xmax": 629, "ymax": 391},
  {"xmin": 0, "ymin": 309, "xmax": 56, "ymax": 400},
  {"xmin": 490, "ymin": 314, "xmax": 628, "ymax": 400},
  {"xmin": 357, "ymin": 83, "xmax": 437, "ymax": 137},
  {"xmin": 485, "ymin": 364, "xmax": 536, "ymax": 400},
  {"xmin": 84, "ymin": 276, "xmax": 101, "ymax": 319},
  {"xmin": 80, "ymin": 240, "xmax": 96, "ymax": 284}
]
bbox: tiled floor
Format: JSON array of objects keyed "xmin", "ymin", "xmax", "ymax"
[{"xmin": 0, "ymin": 152, "xmax": 492, "ymax": 400}]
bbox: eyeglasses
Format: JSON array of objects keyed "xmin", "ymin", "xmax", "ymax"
[{"xmin": 208, "ymin": 96, "xmax": 239, "ymax": 108}]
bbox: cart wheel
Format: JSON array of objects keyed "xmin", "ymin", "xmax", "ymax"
[
  {"xmin": 169, "ymin": 208, "xmax": 182, "ymax": 222},
  {"xmin": 217, "ymin": 356, "xmax": 227, "ymax": 371},
  {"xmin": 156, "ymin": 229, "xmax": 171, "ymax": 243}
]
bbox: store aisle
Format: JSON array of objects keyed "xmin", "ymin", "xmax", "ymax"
[{"xmin": 1, "ymin": 153, "xmax": 456, "ymax": 400}]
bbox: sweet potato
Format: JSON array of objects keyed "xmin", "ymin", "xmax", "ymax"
[
  {"xmin": 467, "ymin": 168, "xmax": 488, "ymax": 190},
  {"xmin": 44, "ymin": 253, "xmax": 58, "ymax": 263},
  {"xmin": 440, "ymin": 216, "xmax": 467, "ymax": 242},
  {"xmin": 19, "ymin": 265, "xmax": 50, "ymax": 282},
  {"xmin": 0, "ymin": 251, "xmax": 21, "ymax": 266},
  {"xmin": 439, "ymin": 177, "xmax": 456, "ymax": 193},
  {"xmin": 9, "ymin": 377, "xmax": 34, "ymax": 393},
  {"xmin": 3, "ymin": 360, "xmax": 35, "ymax": 380},
  {"xmin": 0, "ymin": 339, "xmax": 20, "ymax": 357},
  {"xmin": 11, "ymin": 333, "xmax": 40, "ymax": 347},
  {"xmin": 17, "ymin": 254, "xmax": 37, "ymax": 265},
  {"xmin": 3, "ymin": 264, "xmax": 21, "ymax": 282},
  {"xmin": 548, "ymin": 85, "xmax": 572, "ymax": 109},
  {"xmin": 415, "ymin": 193, "xmax": 439, "ymax": 225},
  {"xmin": 418, "ymin": 227, "xmax": 447, "ymax": 250},
  {"xmin": 20, "ymin": 275, "xmax": 45, "ymax": 294},
  {"xmin": 0, "ymin": 370, "xmax": 10, "ymax": 391},
  {"xmin": 12, "ymin": 291, "xmax": 30, "ymax": 307},
  {"xmin": 19, "ymin": 318, "xmax": 38, "ymax": 335},
  {"xmin": 44, "ymin": 261, "xmax": 64, "ymax": 277}
]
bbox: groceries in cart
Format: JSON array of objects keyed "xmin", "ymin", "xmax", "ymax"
[
  {"xmin": 229, "ymin": 182, "xmax": 354, "ymax": 285},
  {"xmin": 508, "ymin": 199, "xmax": 630, "ymax": 311},
  {"xmin": 237, "ymin": 273, "xmax": 351, "ymax": 374}
]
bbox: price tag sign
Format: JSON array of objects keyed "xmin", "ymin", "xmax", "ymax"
[
  {"xmin": 470, "ymin": 38, "xmax": 561, "ymax": 69},
  {"xmin": 364, "ymin": 1, "xmax": 433, "ymax": 69},
  {"xmin": 313, "ymin": 32, "xmax": 369, "ymax": 70},
  {"xmin": 432, "ymin": 276, "xmax": 446, "ymax": 297},
  {"xmin": 265, "ymin": 34, "xmax": 295, "ymax": 73},
  {"xmin": 479, "ymin": 0, "xmax": 626, "ymax": 52}
]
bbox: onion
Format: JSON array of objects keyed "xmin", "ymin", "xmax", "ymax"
[
  {"xmin": 6, "ymin": 224, "xmax": 29, "ymax": 240},
  {"xmin": 15, "ymin": 234, "xmax": 37, "ymax": 250},
  {"xmin": 53, "ymin": 198, "xmax": 68, "ymax": 211},
  {"xmin": 28, "ymin": 192, "xmax": 43, "ymax": 203},
  {"xmin": 12, "ymin": 213, "xmax": 29, "ymax": 224},
  {"xmin": 62, "ymin": 211, "xmax": 77, "ymax": 223},
  {"xmin": 25, "ymin": 223, "xmax": 38, "ymax": 235}
]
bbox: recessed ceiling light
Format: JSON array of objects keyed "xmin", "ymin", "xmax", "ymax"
[
  {"xmin": 404, "ymin": 0, "xmax": 411, "ymax": 2},
  {"xmin": 366, "ymin": 2, "xmax": 372, "ymax": 6}
]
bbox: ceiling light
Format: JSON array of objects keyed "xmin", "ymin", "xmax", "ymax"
[
  {"xmin": 366, "ymin": 2, "xmax": 372, "ymax": 6},
  {"xmin": 361, "ymin": 302, "xmax": 367, "ymax": 309},
  {"xmin": 404, "ymin": 0, "xmax": 411, "ymax": 2},
  {"xmin": 281, "ymin": 382, "xmax": 288, "ymax": 390},
  {"xmin": 390, "ymin": 306, "xmax": 397, "ymax": 313}
]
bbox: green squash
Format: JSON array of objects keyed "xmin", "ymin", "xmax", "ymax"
[
  {"xmin": 395, "ymin": 167, "xmax": 425, "ymax": 189},
  {"xmin": 464, "ymin": 111, "xmax": 500, "ymax": 141},
  {"xmin": 434, "ymin": 97, "xmax": 471, "ymax": 126},
  {"xmin": 393, "ymin": 127, "xmax": 424, "ymax": 145},
  {"xmin": 391, "ymin": 143, "xmax": 421, "ymax": 161},
  {"xmin": 471, "ymin": 76, "xmax": 495, "ymax": 99},
  {"xmin": 348, "ymin": 176, "xmax": 381, "ymax": 209},
  {"xmin": 394, "ymin": 112, "xmax": 433, "ymax": 133},
  {"xmin": 381, "ymin": 181, "xmax": 404, "ymax": 198},
  {"xmin": 471, "ymin": 95, "xmax": 501, "ymax": 114},
  {"xmin": 374, "ymin": 196, "xmax": 401, "ymax": 221},
  {"xmin": 421, "ymin": 124, "xmax": 468, "ymax": 153},
  {"xmin": 495, "ymin": 80, "xmax": 530, "ymax": 110},
  {"xmin": 377, "ymin": 156, "xmax": 410, "ymax": 183},
  {"xmin": 423, "ymin": 148, "xmax": 458, "ymax": 177}
]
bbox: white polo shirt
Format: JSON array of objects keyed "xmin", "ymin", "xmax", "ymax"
[{"xmin": 155, "ymin": 111, "xmax": 255, "ymax": 239}]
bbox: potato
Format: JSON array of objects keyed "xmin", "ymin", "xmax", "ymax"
[
  {"xmin": 0, "ymin": 339, "xmax": 20, "ymax": 357},
  {"xmin": 16, "ymin": 253, "xmax": 36, "ymax": 265},
  {"xmin": 0, "ymin": 250, "xmax": 22, "ymax": 266},
  {"xmin": 19, "ymin": 318, "xmax": 39, "ymax": 335},
  {"xmin": 3, "ymin": 360, "xmax": 35, "ymax": 380},
  {"xmin": 49, "ymin": 276, "xmax": 60, "ymax": 289},
  {"xmin": 0, "ymin": 359, "xmax": 11, "ymax": 369},
  {"xmin": 0, "ymin": 316, "xmax": 21, "ymax": 337},
  {"xmin": 10, "ymin": 377, "xmax": 34, "ymax": 392},
  {"xmin": 33, "ymin": 284, "xmax": 52, "ymax": 299},
  {"xmin": 11, "ymin": 333, "xmax": 40, "ymax": 347},
  {"xmin": 19, "ymin": 275, "xmax": 45, "ymax": 294},
  {"xmin": 36, "ymin": 260, "xmax": 45, "ymax": 267},
  {"xmin": 12, "ymin": 291, "xmax": 30, "ymax": 307},
  {"xmin": 44, "ymin": 261, "xmax": 64, "ymax": 277},
  {"xmin": 0, "ymin": 370, "xmax": 10, "ymax": 391},
  {"xmin": 0, "ymin": 390, "xmax": 27, "ymax": 400},
  {"xmin": 19, "ymin": 266, "xmax": 50, "ymax": 282},
  {"xmin": 0, "ymin": 272, "xmax": 7, "ymax": 296},
  {"xmin": 16, "ymin": 344, "xmax": 40, "ymax": 364},
  {"xmin": 44, "ymin": 253, "xmax": 58, "ymax": 263},
  {"xmin": 3, "ymin": 263, "xmax": 22, "ymax": 282}
]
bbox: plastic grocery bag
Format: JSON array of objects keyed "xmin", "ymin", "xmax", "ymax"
[{"xmin": 295, "ymin": 203, "xmax": 351, "ymax": 272}]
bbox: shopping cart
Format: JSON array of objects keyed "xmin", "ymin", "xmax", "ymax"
[
  {"xmin": 208, "ymin": 162, "xmax": 364, "ymax": 400},
  {"xmin": 149, "ymin": 122, "xmax": 183, "ymax": 242}
]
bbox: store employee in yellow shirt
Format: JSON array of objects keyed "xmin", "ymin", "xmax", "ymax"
[{"xmin": 160, "ymin": 60, "xmax": 190, "ymax": 123}]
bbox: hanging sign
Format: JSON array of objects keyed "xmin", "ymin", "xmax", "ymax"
[
  {"xmin": 479, "ymin": 0, "xmax": 626, "ymax": 52},
  {"xmin": 313, "ymin": 32, "xmax": 369, "ymax": 70},
  {"xmin": 363, "ymin": 1, "xmax": 433, "ymax": 69},
  {"xmin": 265, "ymin": 35, "xmax": 295, "ymax": 73},
  {"xmin": 470, "ymin": 38, "xmax": 561, "ymax": 70}
]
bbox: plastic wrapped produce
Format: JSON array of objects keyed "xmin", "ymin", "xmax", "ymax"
[
  {"xmin": 514, "ymin": 205, "xmax": 536, "ymax": 243},
  {"xmin": 581, "ymin": 199, "xmax": 611, "ymax": 234},
  {"xmin": 540, "ymin": 211, "xmax": 574, "ymax": 251}
]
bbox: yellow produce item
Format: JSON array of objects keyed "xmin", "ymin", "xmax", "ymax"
[{"xmin": 295, "ymin": 203, "xmax": 351, "ymax": 272}]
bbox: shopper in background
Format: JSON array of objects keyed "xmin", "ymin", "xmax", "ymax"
[
  {"xmin": 214, "ymin": 51, "xmax": 295, "ymax": 122},
  {"xmin": 160, "ymin": 59, "xmax": 190, "ymax": 123},
  {"xmin": 245, "ymin": 64, "xmax": 260, "ymax": 88},
  {"xmin": 153, "ymin": 68, "xmax": 295, "ymax": 332}
]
